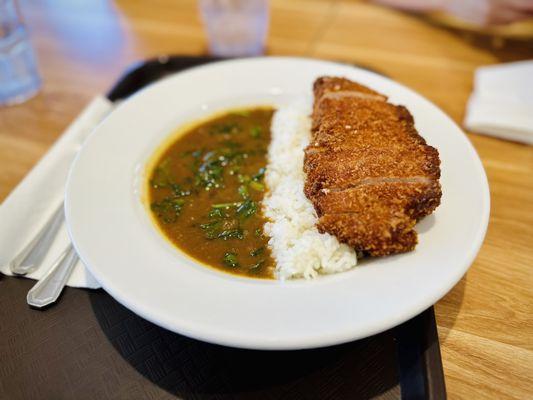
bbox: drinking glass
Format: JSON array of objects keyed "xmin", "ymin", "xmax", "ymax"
[
  {"xmin": 199, "ymin": 0, "xmax": 269, "ymax": 57},
  {"xmin": 0, "ymin": 0, "xmax": 41, "ymax": 106}
]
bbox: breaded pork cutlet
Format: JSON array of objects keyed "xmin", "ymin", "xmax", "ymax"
[{"xmin": 305, "ymin": 77, "xmax": 442, "ymax": 256}]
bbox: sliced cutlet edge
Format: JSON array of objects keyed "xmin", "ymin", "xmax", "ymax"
[
  {"xmin": 312, "ymin": 180, "xmax": 434, "ymax": 215},
  {"xmin": 318, "ymin": 213, "xmax": 418, "ymax": 256},
  {"xmin": 304, "ymin": 144, "xmax": 440, "ymax": 198},
  {"xmin": 312, "ymin": 179, "xmax": 442, "ymax": 221},
  {"xmin": 314, "ymin": 178, "xmax": 442, "ymax": 256},
  {"xmin": 314, "ymin": 180, "xmax": 438, "ymax": 256}
]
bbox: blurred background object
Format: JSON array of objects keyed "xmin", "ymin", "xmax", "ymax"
[
  {"xmin": 375, "ymin": 0, "xmax": 533, "ymax": 44},
  {"xmin": 427, "ymin": 12, "xmax": 533, "ymax": 41},
  {"xmin": 374, "ymin": 0, "xmax": 533, "ymax": 26},
  {"xmin": 0, "ymin": 0, "xmax": 41, "ymax": 106},
  {"xmin": 199, "ymin": 0, "xmax": 269, "ymax": 57}
]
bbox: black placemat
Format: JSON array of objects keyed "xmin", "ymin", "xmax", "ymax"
[{"xmin": 0, "ymin": 56, "xmax": 446, "ymax": 400}]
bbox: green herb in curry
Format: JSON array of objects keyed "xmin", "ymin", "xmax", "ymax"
[{"xmin": 148, "ymin": 107, "xmax": 275, "ymax": 278}]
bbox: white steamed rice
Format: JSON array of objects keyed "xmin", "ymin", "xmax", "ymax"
[{"xmin": 262, "ymin": 99, "xmax": 357, "ymax": 279}]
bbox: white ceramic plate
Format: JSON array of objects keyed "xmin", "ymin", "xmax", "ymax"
[{"xmin": 65, "ymin": 57, "xmax": 489, "ymax": 350}]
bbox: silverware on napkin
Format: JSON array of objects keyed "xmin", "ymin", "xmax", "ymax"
[
  {"xmin": 9, "ymin": 202, "xmax": 64, "ymax": 275},
  {"xmin": 27, "ymin": 244, "xmax": 78, "ymax": 308},
  {"xmin": 0, "ymin": 97, "xmax": 112, "ymax": 293},
  {"xmin": 8, "ymin": 201, "xmax": 78, "ymax": 308}
]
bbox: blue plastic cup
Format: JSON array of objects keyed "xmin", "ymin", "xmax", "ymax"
[{"xmin": 0, "ymin": 0, "xmax": 41, "ymax": 106}]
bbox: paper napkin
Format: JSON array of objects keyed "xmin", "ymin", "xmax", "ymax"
[
  {"xmin": 0, "ymin": 97, "xmax": 114, "ymax": 288},
  {"xmin": 464, "ymin": 60, "xmax": 533, "ymax": 145}
]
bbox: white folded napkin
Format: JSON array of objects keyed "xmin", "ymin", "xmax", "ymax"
[
  {"xmin": 464, "ymin": 60, "xmax": 533, "ymax": 145},
  {"xmin": 0, "ymin": 97, "xmax": 114, "ymax": 289}
]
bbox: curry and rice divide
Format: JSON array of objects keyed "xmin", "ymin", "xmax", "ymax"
[{"xmin": 146, "ymin": 77, "xmax": 442, "ymax": 280}]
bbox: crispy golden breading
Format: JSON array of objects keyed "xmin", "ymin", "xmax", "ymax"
[
  {"xmin": 313, "ymin": 77, "xmax": 387, "ymax": 103},
  {"xmin": 304, "ymin": 146, "xmax": 440, "ymax": 199},
  {"xmin": 305, "ymin": 77, "xmax": 442, "ymax": 256}
]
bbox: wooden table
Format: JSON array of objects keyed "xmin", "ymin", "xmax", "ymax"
[{"xmin": 1, "ymin": 1, "xmax": 532, "ymax": 398}]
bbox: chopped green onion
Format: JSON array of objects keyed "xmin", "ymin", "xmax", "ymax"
[
  {"xmin": 236, "ymin": 199, "xmax": 257, "ymax": 219},
  {"xmin": 208, "ymin": 208, "xmax": 225, "ymax": 218},
  {"xmin": 252, "ymin": 167, "xmax": 266, "ymax": 182},
  {"xmin": 250, "ymin": 126, "xmax": 262, "ymax": 138},
  {"xmin": 249, "ymin": 181, "xmax": 264, "ymax": 192},
  {"xmin": 223, "ymin": 252, "xmax": 239, "ymax": 268},
  {"xmin": 212, "ymin": 202, "xmax": 241, "ymax": 209},
  {"xmin": 250, "ymin": 247, "xmax": 264, "ymax": 257},
  {"xmin": 170, "ymin": 184, "xmax": 190, "ymax": 197},
  {"xmin": 237, "ymin": 174, "xmax": 250, "ymax": 184},
  {"xmin": 151, "ymin": 197, "xmax": 185, "ymax": 223},
  {"xmin": 218, "ymin": 229, "xmax": 244, "ymax": 240},
  {"xmin": 199, "ymin": 220, "xmax": 222, "ymax": 238},
  {"xmin": 238, "ymin": 185, "xmax": 249, "ymax": 199},
  {"xmin": 249, "ymin": 260, "xmax": 265, "ymax": 271}
]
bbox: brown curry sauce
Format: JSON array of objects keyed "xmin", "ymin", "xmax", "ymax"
[{"xmin": 147, "ymin": 108, "xmax": 275, "ymax": 279}]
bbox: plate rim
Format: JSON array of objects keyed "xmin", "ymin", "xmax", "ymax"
[{"xmin": 65, "ymin": 56, "xmax": 490, "ymax": 350}]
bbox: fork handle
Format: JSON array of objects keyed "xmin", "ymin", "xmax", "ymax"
[
  {"xmin": 26, "ymin": 244, "xmax": 78, "ymax": 308},
  {"xmin": 9, "ymin": 202, "xmax": 64, "ymax": 275}
]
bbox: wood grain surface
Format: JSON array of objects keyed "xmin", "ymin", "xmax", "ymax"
[{"xmin": 1, "ymin": 0, "xmax": 532, "ymax": 399}]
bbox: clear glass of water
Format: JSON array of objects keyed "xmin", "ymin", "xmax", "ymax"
[
  {"xmin": 0, "ymin": 0, "xmax": 41, "ymax": 106},
  {"xmin": 199, "ymin": 0, "xmax": 269, "ymax": 57}
]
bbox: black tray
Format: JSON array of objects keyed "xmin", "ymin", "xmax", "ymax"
[{"xmin": 0, "ymin": 56, "xmax": 446, "ymax": 400}]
